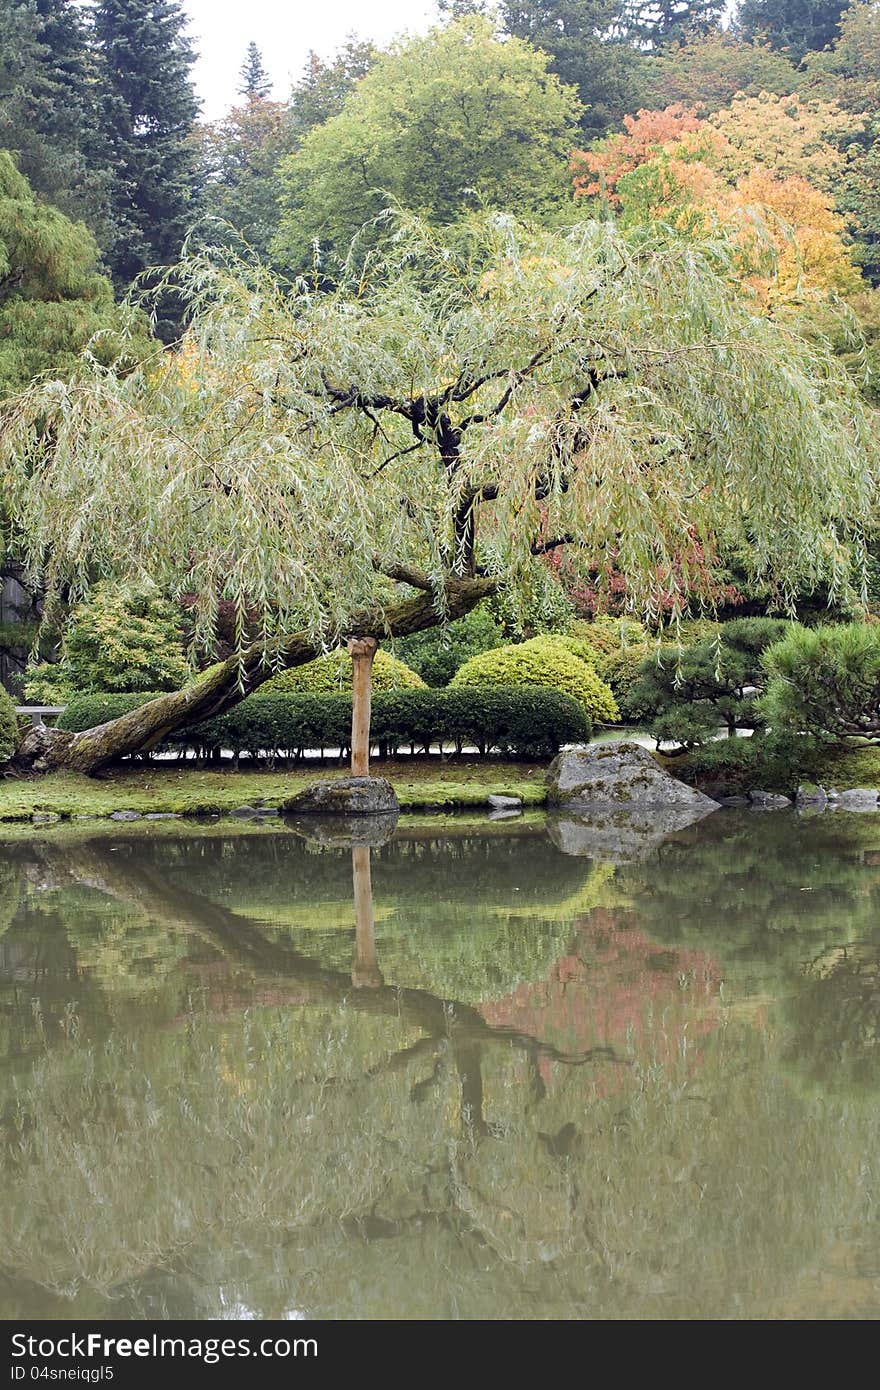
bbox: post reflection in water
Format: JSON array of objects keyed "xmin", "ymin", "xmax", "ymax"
[
  {"xmin": 1, "ymin": 808, "xmax": 880, "ymax": 1320},
  {"xmin": 351, "ymin": 844, "xmax": 383, "ymax": 990}
]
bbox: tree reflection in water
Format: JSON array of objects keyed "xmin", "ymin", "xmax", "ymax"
[{"xmin": 0, "ymin": 812, "xmax": 879, "ymax": 1319}]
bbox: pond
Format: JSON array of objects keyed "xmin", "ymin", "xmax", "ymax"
[{"xmin": 1, "ymin": 808, "xmax": 879, "ymax": 1321}]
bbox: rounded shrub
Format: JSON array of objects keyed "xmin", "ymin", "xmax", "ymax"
[
  {"xmin": 550, "ymin": 635, "xmax": 600, "ymax": 668},
  {"xmin": 0, "ymin": 686, "xmax": 19, "ymax": 765},
  {"xmin": 569, "ymin": 616, "xmax": 648, "ymax": 657},
  {"xmin": 450, "ymin": 636, "xmax": 619, "ymax": 724},
  {"xmin": 595, "ymin": 644, "xmax": 652, "ymax": 708},
  {"xmin": 263, "ymin": 648, "xmax": 426, "ymax": 695},
  {"xmin": 762, "ymin": 622, "xmax": 880, "ymax": 741}
]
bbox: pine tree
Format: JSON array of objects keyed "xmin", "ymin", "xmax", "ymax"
[
  {"xmin": 238, "ymin": 41, "xmax": 271, "ymax": 100},
  {"xmin": 91, "ymin": 0, "xmax": 200, "ymax": 293},
  {"xmin": 622, "ymin": 0, "xmax": 724, "ymax": 46},
  {"xmin": 0, "ymin": 1, "xmax": 109, "ymax": 236},
  {"xmin": 734, "ymin": 0, "xmax": 852, "ymax": 63}
]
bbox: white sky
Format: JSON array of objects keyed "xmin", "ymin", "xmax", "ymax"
[{"xmin": 183, "ymin": 1, "xmax": 440, "ymax": 119}]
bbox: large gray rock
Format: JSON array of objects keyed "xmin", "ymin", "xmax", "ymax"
[
  {"xmin": 832, "ymin": 788, "xmax": 879, "ymax": 812},
  {"xmin": 283, "ymin": 776, "xmax": 399, "ymax": 817},
  {"xmin": 546, "ymin": 742, "xmax": 717, "ymax": 817}
]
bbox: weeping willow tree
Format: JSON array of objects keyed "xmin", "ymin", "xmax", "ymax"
[{"xmin": 0, "ymin": 211, "xmax": 876, "ymax": 773}]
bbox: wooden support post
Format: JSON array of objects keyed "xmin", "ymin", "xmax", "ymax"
[
  {"xmin": 347, "ymin": 636, "xmax": 378, "ymax": 778},
  {"xmin": 351, "ymin": 844, "xmax": 383, "ymax": 988}
]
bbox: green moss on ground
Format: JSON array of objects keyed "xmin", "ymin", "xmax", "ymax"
[
  {"xmin": 814, "ymin": 745, "xmax": 880, "ymax": 792},
  {"xmin": 0, "ymin": 759, "xmax": 548, "ymax": 824}
]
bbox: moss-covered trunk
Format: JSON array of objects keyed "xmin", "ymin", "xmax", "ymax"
[{"xmin": 13, "ymin": 575, "xmax": 497, "ymax": 776}]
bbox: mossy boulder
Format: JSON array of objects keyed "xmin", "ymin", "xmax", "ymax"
[
  {"xmin": 546, "ymin": 742, "xmax": 718, "ymax": 815},
  {"xmin": 282, "ymin": 776, "xmax": 399, "ymax": 817}
]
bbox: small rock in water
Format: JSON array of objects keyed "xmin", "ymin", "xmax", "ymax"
[
  {"xmin": 487, "ymin": 794, "xmax": 522, "ymax": 809},
  {"xmin": 748, "ymin": 790, "xmax": 792, "ymax": 809},
  {"xmin": 31, "ymin": 811, "xmax": 61, "ymax": 824},
  {"xmin": 717, "ymin": 796, "xmax": 750, "ymax": 807},
  {"xmin": 110, "ymin": 809, "xmax": 142, "ymax": 821},
  {"xmin": 144, "ymin": 812, "xmax": 179, "ymax": 820},
  {"xmin": 488, "ymin": 808, "xmax": 522, "ymax": 820},
  {"xmin": 230, "ymin": 805, "xmax": 262, "ymax": 819}
]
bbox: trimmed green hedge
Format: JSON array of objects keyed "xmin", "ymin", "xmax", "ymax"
[{"xmin": 58, "ymin": 687, "xmax": 590, "ymax": 761}]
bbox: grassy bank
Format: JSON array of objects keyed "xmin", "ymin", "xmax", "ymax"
[{"xmin": 0, "ymin": 758, "xmax": 549, "ymax": 823}]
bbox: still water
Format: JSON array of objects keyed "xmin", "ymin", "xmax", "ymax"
[{"xmin": 1, "ymin": 809, "xmax": 879, "ymax": 1320}]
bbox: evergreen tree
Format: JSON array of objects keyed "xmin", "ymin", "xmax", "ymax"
[
  {"xmin": 0, "ymin": 1, "xmax": 109, "ymax": 237},
  {"xmin": 238, "ymin": 41, "xmax": 271, "ymax": 100},
  {"xmin": 91, "ymin": 0, "xmax": 200, "ymax": 293},
  {"xmin": 734, "ymin": 0, "xmax": 852, "ymax": 63},
  {"xmin": 622, "ymin": 0, "xmax": 724, "ymax": 45},
  {"xmin": 198, "ymin": 98, "xmax": 294, "ymax": 259}
]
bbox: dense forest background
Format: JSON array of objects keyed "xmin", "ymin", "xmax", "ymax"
[{"xmin": 1, "ymin": 2, "xmax": 877, "ymax": 320}]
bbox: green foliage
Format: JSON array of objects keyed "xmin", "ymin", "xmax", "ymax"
[
  {"xmin": 623, "ymin": 0, "xmax": 725, "ymax": 45},
  {"xmin": 0, "ymin": 684, "xmax": 18, "ymax": 764},
  {"xmin": 569, "ymin": 615, "xmax": 649, "ymax": 656},
  {"xmin": 58, "ymin": 686, "xmax": 590, "ymax": 761},
  {"xmin": 273, "ymin": 17, "xmax": 582, "ymax": 270},
  {"xmin": 594, "ymin": 643, "xmax": 654, "ymax": 708},
  {"xmin": 262, "ymin": 648, "xmax": 426, "ymax": 695},
  {"xmin": 26, "ymin": 583, "xmax": 188, "ymax": 698},
  {"xmin": 393, "ymin": 608, "xmax": 504, "ymax": 687},
  {"xmin": 20, "ymin": 664, "xmax": 71, "ymax": 705},
  {"xmin": 238, "ymin": 42, "xmax": 270, "ymax": 100},
  {"xmin": 285, "ymin": 39, "xmax": 377, "ymax": 140},
  {"xmin": 0, "ymin": 153, "xmax": 147, "ymax": 397},
  {"xmin": 487, "ymin": 565, "xmax": 574, "ymax": 639},
  {"xmin": 451, "ymin": 636, "xmax": 619, "ymax": 723},
  {"xmin": 722, "ymin": 616, "xmax": 794, "ymax": 659},
  {"xmin": 762, "ymin": 622, "xmax": 880, "ymax": 741},
  {"xmin": 551, "ymin": 635, "xmax": 601, "ymax": 667},
  {"xmin": 625, "ymin": 618, "xmax": 796, "ymax": 745},
  {"xmin": 674, "ymin": 730, "xmax": 821, "ymax": 796},
  {"xmin": 494, "ymin": 0, "xmax": 647, "ymax": 140},
  {"xmin": 197, "ymin": 99, "xmax": 296, "ymax": 260}
]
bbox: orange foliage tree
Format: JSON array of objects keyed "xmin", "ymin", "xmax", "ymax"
[{"xmin": 572, "ymin": 92, "xmax": 867, "ymax": 303}]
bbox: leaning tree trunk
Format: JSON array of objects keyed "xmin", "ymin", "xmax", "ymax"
[{"xmin": 12, "ymin": 573, "xmax": 497, "ymax": 777}]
